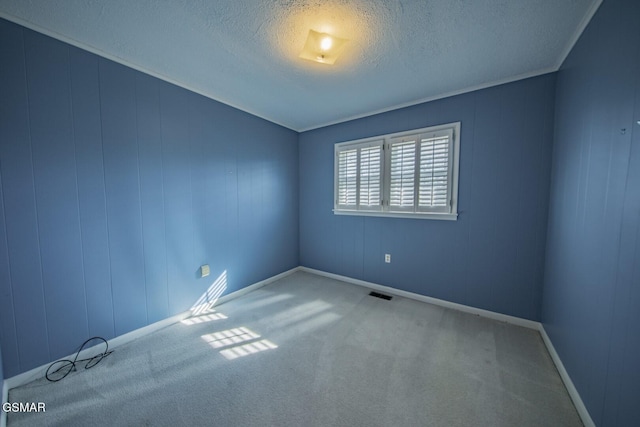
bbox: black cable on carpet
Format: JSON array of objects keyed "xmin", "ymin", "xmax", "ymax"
[{"xmin": 46, "ymin": 337, "xmax": 113, "ymax": 382}]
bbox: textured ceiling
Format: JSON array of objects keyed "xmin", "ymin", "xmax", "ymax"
[{"xmin": 0, "ymin": 0, "xmax": 601, "ymax": 131}]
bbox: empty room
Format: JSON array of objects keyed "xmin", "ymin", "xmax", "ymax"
[{"xmin": 0, "ymin": 0, "xmax": 638, "ymax": 426}]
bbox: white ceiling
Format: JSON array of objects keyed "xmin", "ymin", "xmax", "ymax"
[{"xmin": 0, "ymin": 0, "xmax": 601, "ymax": 131}]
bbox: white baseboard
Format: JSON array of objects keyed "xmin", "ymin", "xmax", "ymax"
[
  {"xmin": 538, "ymin": 325, "xmax": 595, "ymax": 427},
  {"xmin": 215, "ymin": 267, "xmax": 301, "ymax": 307},
  {"xmin": 4, "ymin": 266, "xmax": 300, "ymax": 391},
  {"xmin": 299, "ymin": 267, "xmax": 540, "ymax": 330}
]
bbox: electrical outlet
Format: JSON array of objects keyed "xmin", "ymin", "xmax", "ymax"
[
  {"xmin": 200, "ymin": 264, "xmax": 210, "ymax": 278},
  {"xmin": 385, "ymin": 254, "xmax": 391, "ymax": 263}
]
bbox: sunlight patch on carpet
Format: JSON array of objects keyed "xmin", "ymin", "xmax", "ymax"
[
  {"xmin": 181, "ymin": 312, "xmax": 228, "ymax": 325},
  {"xmin": 201, "ymin": 327, "xmax": 261, "ymax": 349},
  {"xmin": 219, "ymin": 339, "xmax": 278, "ymax": 360}
]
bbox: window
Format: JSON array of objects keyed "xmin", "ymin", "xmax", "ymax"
[{"xmin": 334, "ymin": 122, "xmax": 460, "ymax": 220}]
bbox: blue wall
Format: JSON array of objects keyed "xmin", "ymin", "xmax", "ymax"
[
  {"xmin": 542, "ymin": 0, "xmax": 640, "ymax": 425},
  {"xmin": 0, "ymin": 340, "xmax": 3, "ymax": 390},
  {"xmin": 299, "ymin": 74, "xmax": 556, "ymax": 321},
  {"xmin": 0, "ymin": 18, "xmax": 299, "ymax": 378}
]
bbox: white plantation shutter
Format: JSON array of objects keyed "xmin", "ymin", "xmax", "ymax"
[
  {"xmin": 335, "ymin": 141, "xmax": 383, "ymax": 211},
  {"xmin": 359, "ymin": 146, "xmax": 382, "ymax": 207},
  {"xmin": 418, "ymin": 130, "xmax": 453, "ymax": 212},
  {"xmin": 389, "ymin": 139, "xmax": 417, "ymax": 210},
  {"xmin": 335, "ymin": 122, "xmax": 459, "ymax": 219},
  {"xmin": 337, "ymin": 149, "xmax": 357, "ymax": 207}
]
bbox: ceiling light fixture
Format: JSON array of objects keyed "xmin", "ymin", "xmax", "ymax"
[{"xmin": 299, "ymin": 29, "xmax": 348, "ymax": 65}]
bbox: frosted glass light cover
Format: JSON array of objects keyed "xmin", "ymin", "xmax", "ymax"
[{"xmin": 299, "ymin": 30, "xmax": 348, "ymax": 65}]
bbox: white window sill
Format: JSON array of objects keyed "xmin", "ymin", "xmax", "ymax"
[{"xmin": 333, "ymin": 209, "xmax": 458, "ymax": 221}]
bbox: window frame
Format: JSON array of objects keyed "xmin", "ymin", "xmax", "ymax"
[{"xmin": 334, "ymin": 122, "xmax": 460, "ymax": 221}]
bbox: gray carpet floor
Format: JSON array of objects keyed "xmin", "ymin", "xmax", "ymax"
[{"xmin": 7, "ymin": 271, "xmax": 582, "ymax": 426}]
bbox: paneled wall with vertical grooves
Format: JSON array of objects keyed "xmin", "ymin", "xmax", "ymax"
[
  {"xmin": 0, "ymin": 18, "xmax": 299, "ymax": 378},
  {"xmin": 299, "ymin": 74, "xmax": 556, "ymax": 322},
  {"xmin": 542, "ymin": 0, "xmax": 640, "ymax": 425}
]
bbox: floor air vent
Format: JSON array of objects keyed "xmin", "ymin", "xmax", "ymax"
[{"xmin": 369, "ymin": 291, "xmax": 393, "ymax": 300}]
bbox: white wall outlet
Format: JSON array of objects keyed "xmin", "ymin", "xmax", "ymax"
[
  {"xmin": 385, "ymin": 254, "xmax": 391, "ymax": 263},
  {"xmin": 200, "ymin": 264, "xmax": 210, "ymax": 278}
]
